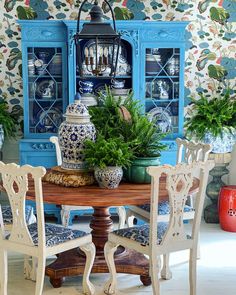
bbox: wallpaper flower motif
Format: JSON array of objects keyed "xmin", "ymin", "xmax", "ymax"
[{"xmin": 0, "ymin": 0, "xmax": 235, "ymax": 119}]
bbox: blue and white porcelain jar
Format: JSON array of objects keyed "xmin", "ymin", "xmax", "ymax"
[{"xmin": 58, "ymin": 100, "xmax": 96, "ymax": 170}]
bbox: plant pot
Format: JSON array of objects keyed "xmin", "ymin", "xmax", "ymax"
[
  {"xmin": 204, "ymin": 130, "xmax": 236, "ymax": 153},
  {"xmin": 94, "ymin": 166, "xmax": 123, "ymax": 189},
  {"xmin": 123, "ymin": 157, "xmax": 160, "ymax": 183}
]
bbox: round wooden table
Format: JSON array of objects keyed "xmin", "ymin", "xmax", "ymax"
[{"xmin": 26, "ymin": 176, "xmax": 199, "ymax": 288}]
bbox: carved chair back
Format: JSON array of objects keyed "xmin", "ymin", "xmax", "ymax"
[
  {"xmin": 176, "ymin": 138, "xmax": 212, "ymax": 164},
  {"xmin": 0, "ymin": 162, "xmax": 46, "ymax": 248},
  {"xmin": 147, "ymin": 161, "xmax": 214, "ymax": 252}
]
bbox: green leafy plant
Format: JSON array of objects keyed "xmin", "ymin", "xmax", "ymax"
[
  {"xmin": 89, "ymin": 86, "xmax": 166, "ymax": 158},
  {"xmin": 185, "ymin": 90, "xmax": 236, "ymax": 140},
  {"xmin": 84, "ymin": 136, "xmax": 133, "ymax": 169},
  {"xmin": 0, "ymin": 99, "xmax": 20, "ymax": 139}
]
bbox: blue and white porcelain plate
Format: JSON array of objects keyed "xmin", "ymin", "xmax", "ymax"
[
  {"xmin": 148, "ymin": 107, "xmax": 172, "ymax": 133},
  {"xmin": 36, "ymin": 107, "xmax": 62, "ymax": 133}
]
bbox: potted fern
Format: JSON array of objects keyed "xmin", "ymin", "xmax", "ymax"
[
  {"xmin": 0, "ymin": 99, "xmax": 20, "ymax": 150},
  {"xmin": 84, "ymin": 135, "xmax": 133, "ymax": 188},
  {"xmin": 89, "ymin": 87, "xmax": 166, "ymax": 183},
  {"xmin": 185, "ymin": 90, "xmax": 236, "ymax": 153}
]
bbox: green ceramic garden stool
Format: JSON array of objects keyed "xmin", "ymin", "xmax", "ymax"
[{"xmin": 204, "ymin": 153, "xmax": 232, "ymax": 223}]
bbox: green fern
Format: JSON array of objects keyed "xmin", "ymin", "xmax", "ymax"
[
  {"xmin": 84, "ymin": 136, "xmax": 133, "ymax": 169},
  {"xmin": 185, "ymin": 90, "xmax": 236, "ymax": 140},
  {"xmin": 89, "ymin": 86, "xmax": 166, "ymax": 157}
]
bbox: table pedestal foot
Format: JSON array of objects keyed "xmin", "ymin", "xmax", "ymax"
[
  {"xmin": 49, "ymin": 277, "xmax": 64, "ymax": 288},
  {"xmin": 140, "ymin": 275, "xmax": 152, "ymax": 286},
  {"xmin": 46, "ymin": 248, "xmax": 150, "ymax": 287}
]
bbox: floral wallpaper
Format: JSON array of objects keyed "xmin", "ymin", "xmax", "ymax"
[{"xmin": 0, "ymin": 0, "xmax": 235, "ymax": 119}]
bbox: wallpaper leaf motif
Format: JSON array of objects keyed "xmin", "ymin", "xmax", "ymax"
[{"xmin": 0, "ymin": 0, "xmax": 235, "ymax": 120}]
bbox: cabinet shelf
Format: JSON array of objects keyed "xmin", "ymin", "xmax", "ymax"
[
  {"xmin": 29, "ymin": 98, "xmax": 63, "ymax": 102},
  {"xmin": 146, "ymin": 98, "xmax": 179, "ymax": 102},
  {"xmin": 28, "ymin": 75, "xmax": 62, "ymax": 79},
  {"xmin": 76, "ymin": 75, "xmax": 132, "ymax": 79},
  {"xmin": 145, "ymin": 75, "xmax": 179, "ymax": 79}
]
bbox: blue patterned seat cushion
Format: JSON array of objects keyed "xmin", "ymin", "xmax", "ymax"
[
  {"xmin": 112, "ymin": 222, "xmax": 168, "ymax": 246},
  {"xmin": 138, "ymin": 200, "xmax": 194, "ymax": 215},
  {"xmin": 27, "ymin": 223, "xmax": 89, "ymax": 247},
  {"xmin": 2, "ymin": 205, "xmax": 34, "ymax": 225}
]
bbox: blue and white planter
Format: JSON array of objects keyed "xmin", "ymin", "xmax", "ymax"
[
  {"xmin": 204, "ymin": 129, "xmax": 236, "ymax": 153},
  {"xmin": 58, "ymin": 100, "xmax": 96, "ymax": 170},
  {"xmin": 94, "ymin": 166, "xmax": 123, "ymax": 189}
]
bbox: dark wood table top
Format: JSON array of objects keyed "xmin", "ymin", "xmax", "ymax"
[{"xmin": 26, "ymin": 176, "xmax": 199, "ymax": 207}]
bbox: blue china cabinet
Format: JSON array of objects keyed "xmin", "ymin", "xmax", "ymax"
[{"xmin": 18, "ymin": 20, "xmax": 188, "ymax": 220}]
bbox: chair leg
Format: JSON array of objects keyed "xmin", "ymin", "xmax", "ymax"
[
  {"xmin": 197, "ymin": 232, "xmax": 201, "ymax": 260},
  {"xmin": 24, "ymin": 255, "xmax": 37, "ymax": 281},
  {"xmin": 24, "ymin": 255, "xmax": 31, "ymax": 280},
  {"xmin": 191, "ymin": 220, "xmax": 201, "ymax": 260},
  {"xmin": 0, "ymin": 250, "xmax": 8, "ymax": 295},
  {"xmin": 116, "ymin": 206, "xmax": 126, "ymax": 229},
  {"xmin": 161, "ymin": 254, "xmax": 172, "ymax": 280},
  {"xmin": 149, "ymin": 254, "xmax": 160, "ymax": 295},
  {"xmin": 189, "ymin": 248, "xmax": 197, "ymax": 295},
  {"xmin": 79, "ymin": 242, "xmax": 96, "ymax": 295},
  {"xmin": 35, "ymin": 257, "xmax": 46, "ymax": 295},
  {"xmin": 104, "ymin": 241, "xmax": 118, "ymax": 294},
  {"xmin": 61, "ymin": 208, "xmax": 70, "ymax": 227},
  {"xmin": 31, "ymin": 257, "xmax": 38, "ymax": 281},
  {"xmin": 126, "ymin": 210, "xmax": 135, "ymax": 227}
]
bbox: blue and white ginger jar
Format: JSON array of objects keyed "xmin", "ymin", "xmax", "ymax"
[{"xmin": 58, "ymin": 100, "xmax": 96, "ymax": 170}]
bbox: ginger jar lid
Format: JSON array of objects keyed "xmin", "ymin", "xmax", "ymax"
[{"xmin": 64, "ymin": 99, "xmax": 91, "ymax": 123}]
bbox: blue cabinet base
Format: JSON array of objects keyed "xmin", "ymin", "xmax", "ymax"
[{"xmin": 66, "ymin": 207, "xmax": 120, "ymax": 226}]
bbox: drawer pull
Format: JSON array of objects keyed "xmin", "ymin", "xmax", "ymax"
[
  {"xmin": 41, "ymin": 30, "xmax": 53, "ymax": 37},
  {"xmin": 158, "ymin": 30, "xmax": 168, "ymax": 38}
]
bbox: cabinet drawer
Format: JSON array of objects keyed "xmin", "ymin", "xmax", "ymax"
[{"xmin": 21, "ymin": 25, "xmax": 66, "ymax": 42}]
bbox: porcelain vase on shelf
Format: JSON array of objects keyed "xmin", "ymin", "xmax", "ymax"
[
  {"xmin": 58, "ymin": 100, "xmax": 96, "ymax": 170},
  {"xmin": 204, "ymin": 130, "xmax": 235, "ymax": 153},
  {"xmin": 94, "ymin": 166, "xmax": 123, "ymax": 189}
]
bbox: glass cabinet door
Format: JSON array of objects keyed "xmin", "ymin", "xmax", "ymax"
[
  {"xmin": 75, "ymin": 39, "xmax": 132, "ymax": 102},
  {"xmin": 26, "ymin": 46, "xmax": 65, "ymax": 136},
  {"xmin": 144, "ymin": 47, "xmax": 181, "ymax": 137}
]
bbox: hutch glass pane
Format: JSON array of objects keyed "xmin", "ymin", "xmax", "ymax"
[
  {"xmin": 145, "ymin": 47, "xmax": 180, "ymax": 135},
  {"xmin": 27, "ymin": 47, "xmax": 63, "ymax": 134}
]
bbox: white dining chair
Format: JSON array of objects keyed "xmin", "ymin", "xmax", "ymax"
[
  {"xmin": 0, "ymin": 203, "xmax": 37, "ymax": 281},
  {"xmin": 0, "ymin": 161, "xmax": 95, "ymax": 295},
  {"xmin": 50, "ymin": 136, "xmax": 126, "ymax": 229},
  {"xmin": 104, "ymin": 160, "xmax": 214, "ymax": 295},
  {"xmin": 125, "ymin": 138, "xmax": 212, "ymax": 279}
]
